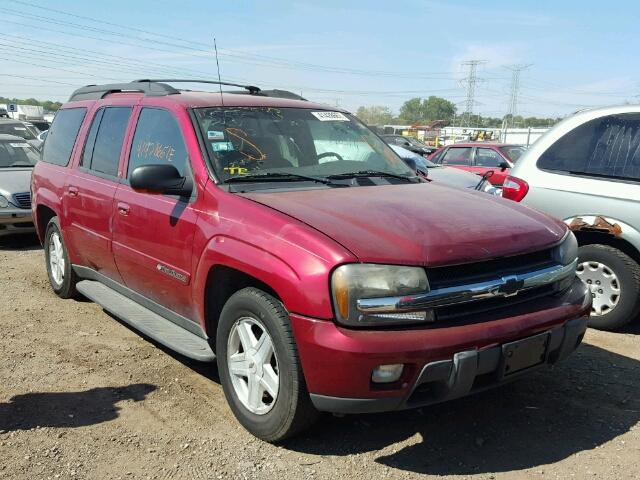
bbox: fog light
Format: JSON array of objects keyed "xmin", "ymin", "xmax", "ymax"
[{"xmin": 371, "ymin": 364, "xmax": 404, "ymax": 383}]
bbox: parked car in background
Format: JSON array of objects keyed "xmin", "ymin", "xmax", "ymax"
[
  {"xmin": 505, "ymin": 105, "xmax": 640, "ymax": 331},
  {"xmin": 28, "ymin": 120, "xmax": 51, "ymax": 132},
  {"xmin": 0, "ymin": 118, "xmax": 43, "ymax": 150},
  {"xmin": 389, "ymin": 145, "xmax": 499, "ymax": 195},
  {"xmin": 0, "ymin": 134, "xmax": 37, "ymax": 237},
  {"xmin": 429, "ymin": 143, "xmax": 526, "ymax": 186},
  {"xmin": 381, "ymin": 134, "xmax": 437, "ymax": 156},
  {"xmin": 32, "ymin": 80, "xmax": 589, "ymax": 441}
]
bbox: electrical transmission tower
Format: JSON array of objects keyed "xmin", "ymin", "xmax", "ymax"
[
  {"xmin": 459, "ymin": 60, "xmax": 485, "ymax": 127},
  {"xmin": 504, "ymin": 64, "xmax": 532, "ymax": 129}
]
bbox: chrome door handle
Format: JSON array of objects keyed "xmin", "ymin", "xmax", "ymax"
[{"xmin": 117, "ymin": 202, "xmax": 130, "ymax": 216}]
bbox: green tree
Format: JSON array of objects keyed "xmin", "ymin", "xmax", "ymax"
[
  {"xmin": 355, "ymin": 105, "xmax": 394, "ymax": 125},
  {"xmin": 399, "ymin": 96, "xmax": 456, "ymax": 124},
  {"xmin": 422, "ymin": 96, "xmax": 456, "ymax": 122}
]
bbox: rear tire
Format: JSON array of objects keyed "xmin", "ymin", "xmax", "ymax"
[
  {"xmin": 216, "ymin": 287, "xmax": 319, "ymax": 442},
  {"xmin": 577, "ymin": 244, "xmax": 640, "ymax": 331},
  {"xmin": 44, "ymin": 217, "xmax": 78, "ymax": 299}
]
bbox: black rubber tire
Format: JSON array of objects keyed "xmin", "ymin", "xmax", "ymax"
[
  {"xmin": 44, "ymin": 217, "xmax": 79, "ymax": 299},
  {"xmin": 216, "ymin": 287, "xmax": 319, "ymax": 442},
  {"xmin": 578, "ymin": 244, "xmax": 640, "ymax": 331}
]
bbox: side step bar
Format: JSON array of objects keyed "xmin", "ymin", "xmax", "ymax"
[{"xmin": 76, "ymin": 280, "xmax": 215, "ymax": 362}]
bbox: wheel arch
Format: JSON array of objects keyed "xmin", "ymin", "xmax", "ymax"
[
  {"xmin": 35, "ymin": 203, "xmax": 58, "ymax": 244},
  {"xmin": 565, "ymin": 215, "xmax": 640, "ymax": 266},
  {"xmin": 204, "ymin": 265, "xmax": 282, "ymax": 350}
]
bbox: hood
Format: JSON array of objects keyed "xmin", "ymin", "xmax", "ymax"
[
  {"xmin": 0, "ymin": 168, "xmax": 33, "ymax": 198},
  {"xmin": 239, "ymin": 183, "xmax": 566, "ymax": 266},
  {"xmin": 426, "ymin": 166, "xmax": 479, "ymax": 189}
]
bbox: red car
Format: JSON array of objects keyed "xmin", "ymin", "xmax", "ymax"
[
  {"xmin": 429, "ymin": 143, "xmax": 526, "ymax": 185},
  {"xmin": 32, "ymin": 80, "xmax": 589, "ymax": 441}
]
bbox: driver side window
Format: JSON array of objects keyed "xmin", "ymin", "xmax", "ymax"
[
  {"xmin": 128, "ymin": 108, "xmax": 188, "ymax": 177},
  {"xmin": 309, "ymin": 121, "xmax": 375, "ymax": 163}
]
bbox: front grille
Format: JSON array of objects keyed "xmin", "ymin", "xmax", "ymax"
[
  {"xmin": 427, "ymin": 248, "xmax": 555, "ymax": 289},
  {"xmin": 12, "ymin": 192, "xmax": 31, "ymax": 209}
]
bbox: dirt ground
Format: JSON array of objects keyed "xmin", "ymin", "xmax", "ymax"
[{"xmin": 0, "ymin": 235, "xmax": 638, "ymax": 480}]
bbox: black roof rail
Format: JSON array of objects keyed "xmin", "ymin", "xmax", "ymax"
[
  {"xmin": 68, "ymin": 81, "xmax": 180, "ymax": 102},
  {"xmin": 68, "ymin": 79, "xmax": 262, "ymax": 102},
  {"xmin": 135, "ymin": 79, "xmax": 261, "ymax": 94},
  {"xmin": 228, "ymin": 89, "xmax": 307, "ymax": 101}
]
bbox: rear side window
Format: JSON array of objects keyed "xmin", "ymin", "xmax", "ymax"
[
  {"xmin": 128, "ymin": 108, "xmax": 188, "ymax": 176},
  {"xmin": 475, "ymin": 148, "xmax": 504, "ymax": 167},
  {"xmin": 41, "ymin": 108, "xmax": 86, "ymax": 166},
  {"xmin": 538, "ymin": 114, "xmax": 640, "ymax": 181},
  {"xmin": 442, "ymin": 147, "xmax": 472, "ymax": 166},
  {"xmin": 82, "ymin": 107, "xmax": 132, "ymax": 177}
]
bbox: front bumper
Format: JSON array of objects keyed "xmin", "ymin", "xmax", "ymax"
[
  {"xmin": 291, "ymin": 278, "xmax": 591, "ymax": 414},
  {"xmin": 0, "ymin": 209, "xmax": 35, "ymax": 236}
]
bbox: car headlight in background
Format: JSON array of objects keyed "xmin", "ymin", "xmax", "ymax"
[
  {"xmin": 0, "ymin": 195, "xmax": 8, "ymax": 208},
  {"xmin": 552, "ymin": 231, "xmax": 578, "ymax": 266},
  {"xmin": 331, "ymin": 264, "xmax": 431, "ymax": 326}
]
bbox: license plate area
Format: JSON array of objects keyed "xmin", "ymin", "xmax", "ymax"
[{"xmin": 501, "ymin": 332, "xmax": 550, "ymax": 377}]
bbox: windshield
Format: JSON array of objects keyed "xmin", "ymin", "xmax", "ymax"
[
  {"xmin": 499, "ymin": 145, "xmax": 526, "ymax": 162},
  {"xmin": 194, "ymin": 107, "xmax": 414, "ymax": 182},
  {"xmin": 0, "ymin": 140, "xmax": 39, "ymax": 167},
  {"xmin": 0, "ymin": 123, "xmax": 37, "ymax": 140}
]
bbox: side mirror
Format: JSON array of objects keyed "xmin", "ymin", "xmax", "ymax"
[
  {"xmin": 499, "ymin": 161, "xmax": 510, "ymax": 172},
  {"xmin": 130, "ymin": 164, "xmax": 192, "ymax": 196}
]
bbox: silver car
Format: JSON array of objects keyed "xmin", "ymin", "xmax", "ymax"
[
  {"xmin": 0, "ymin": 134, "xmax": 37, "ymax": 237},
  {"xmin": 506, "ymin": 105, "xmax": 640, "ymax": 330}
]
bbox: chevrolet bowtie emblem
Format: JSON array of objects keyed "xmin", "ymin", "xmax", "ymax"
[{"xmin": 491, "ymin": 275, "xmax": 525, "ymax": 297}]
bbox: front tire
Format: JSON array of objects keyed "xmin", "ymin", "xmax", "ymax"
[
  {"xmin": 44, "ymin": 217, "xmax": 78, "ymax": 299},
  {"xmin": 216, "ymin": 287, "xmax": 318, "ymax": 442},
  {"xmin": 577, "ymin": 244, "xmax": 640, "ymax": 331}
]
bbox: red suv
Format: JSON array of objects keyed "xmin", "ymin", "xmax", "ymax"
[
  {"xmin": 32, "ymin": 80, "xmax": 590, "ymax": 441},
  {"xmin": 429, "ymin": 143, "xmax": 525, "ymax": 185}
]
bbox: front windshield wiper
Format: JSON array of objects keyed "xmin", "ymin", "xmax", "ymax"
[
  {"xmin": 326, "ymin": 170, "xmax": 417, "ymax": 182},
  {"xmin": 225, "ymin": 172, "xmax": 345, "ymax": 186}
]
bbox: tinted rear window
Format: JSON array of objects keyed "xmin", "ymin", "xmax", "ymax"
[
  {"xmin": 538, "ymin": 114, "xmax": 640, "ymax": 181},
  {"xmin": 41, "ymin": 108, "xmax": 87, "ymax": 166},
  {"xmin": 88, "ymin": 107, "xmax": 132, "ymax": 177}
]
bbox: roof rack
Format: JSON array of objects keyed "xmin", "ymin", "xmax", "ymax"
[
  {"xmin": 69, "ymin": 79, "xmax": 262, "ymax": 102},
  {"xmin": 228, "ymin": 89, "xmax": 307, "ymax": 101}
]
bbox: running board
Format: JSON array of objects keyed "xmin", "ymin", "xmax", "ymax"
[{"xmin": 76, "ymin": 280, "xmax": 215, "ymax": 362}]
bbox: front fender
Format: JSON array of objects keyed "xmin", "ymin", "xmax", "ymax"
[{"xmin": 192, "ymin": 234, "xmax": 337, "ymax": 331}]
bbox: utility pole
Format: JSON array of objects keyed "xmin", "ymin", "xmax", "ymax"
[
  {"xmin": 460, "ymin": 60, "xmax": 485, "ymax": 127},
  {"xmin": 504, "ymin": 64, "xmax": 532, "ymax": 130}
]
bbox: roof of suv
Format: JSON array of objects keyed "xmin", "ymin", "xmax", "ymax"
[{"xmin": 65, "ymin": 80, "xmax": 342, "ymax": 112}]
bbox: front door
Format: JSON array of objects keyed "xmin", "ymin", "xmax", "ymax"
[
  {"xmin": 112, "ymin": 107, "xmax": 199, "ymax": 320},
  {"xmin": 64, "ymin": 106, "xmax": 133, "ymax": 281}
]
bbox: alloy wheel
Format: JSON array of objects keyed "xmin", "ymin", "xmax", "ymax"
[{"xmin": 226, "ymin": 317, "xmax": 279, "ymax": 415}]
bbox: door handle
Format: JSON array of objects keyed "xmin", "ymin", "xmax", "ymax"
[
  {"xmin": 68, "ymin": 186, "xmax": 79, "ymax": 197},
  {"xmin": 117, "ymin": 202, "xmax": 130, "ymax": 216}
]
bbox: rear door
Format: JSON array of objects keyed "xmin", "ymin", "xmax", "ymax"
[
  {"xmin": 471, "ymin": 147, "xmax": 511, "ymax": 185},
  {"xmin": 64, "ymin": 106, "xmax": 133, "ymax": 281},
  {"xmin": 112, "ymin": 107, "xmax": 200, "ymax": 320}
]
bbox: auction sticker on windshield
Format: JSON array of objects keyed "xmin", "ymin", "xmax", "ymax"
[{"xmin": 311, "ymin": 111, "xmax": 349, "ymax": 121}]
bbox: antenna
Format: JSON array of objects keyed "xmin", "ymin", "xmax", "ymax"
[{"xmin": 213, "ymin": 37, "xmax": 225, "ymax": 107}]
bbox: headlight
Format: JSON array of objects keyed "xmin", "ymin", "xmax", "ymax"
[
  {"xmin": 552, "ymin": 231, "xmax": 578, "ymax": 266},
  {"xmin": 0, "ymin": 195, "xmax": 8, "ymax": 208},
  {"xmin": 331, "ymin": 264, "xmax": 430, "ymax": 326}
]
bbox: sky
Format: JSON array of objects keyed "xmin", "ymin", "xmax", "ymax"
[{"xmin": 1, "ymin": 0, "xmax": 639, "ymax": 119}]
